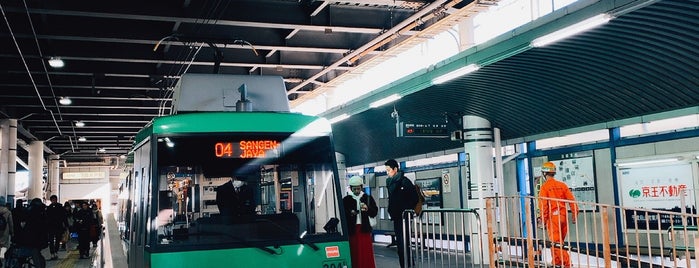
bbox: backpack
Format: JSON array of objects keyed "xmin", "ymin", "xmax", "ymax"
[{"xmin": 414, "ymin": 184, "xmax": 426, "ymax": 215}]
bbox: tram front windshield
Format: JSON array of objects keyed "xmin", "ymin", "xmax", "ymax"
[{"xmin": 152, "ymin": 133, "xmax": 344, "ymax": 249}]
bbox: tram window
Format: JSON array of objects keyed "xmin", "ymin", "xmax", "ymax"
[{"xmin": 151, "ymin": 134, "xmax": 345, "ymax": 249}]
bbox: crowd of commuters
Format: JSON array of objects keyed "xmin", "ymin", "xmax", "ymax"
[{"xmin": 0, "ymin": 196, "xmax": 104, "ymax": 267}]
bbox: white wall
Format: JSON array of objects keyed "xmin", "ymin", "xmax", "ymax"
[{"xmin": 60, "ymin": 183, "xmax": 112, "ymax": 215}]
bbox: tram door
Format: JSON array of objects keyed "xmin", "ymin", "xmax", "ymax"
[{"xmin": 129, "ymin": 140, "xmax": 151, "ymax": 268}]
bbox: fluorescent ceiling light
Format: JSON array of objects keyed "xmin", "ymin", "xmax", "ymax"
[
  {"xmin": 616, "ymin": 157, "xmax": 682, "ymax": 167},
  {"xmin": 48, "ymin": 57, "xmax": 64, "ymax": 68},
  {"xmin": 74, "ymin": 121, "xmax": 85, "ymax": 127},
  {"xmin": 59, "ymin": 97, "xmax": 72, "ymax": 105},
  {"xmin": 531, "ymin": 14, "xmax": 612, "ymax": 47},
  {"xmin": 432, "ymin": 64, "xmax": 480, "ymax": 84},
  {"xmin": 78, "ymin": 136, "xmax": 86, "ymax": 142},
  {"xmin": 369, "ymin": 94, "xmax": 401, "ymax": 108},
  {"xmin": 328, "ymin": 113, "xmax": 350, "ymax": 124}
]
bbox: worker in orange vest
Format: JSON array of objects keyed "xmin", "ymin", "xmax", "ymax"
[{"xmin": 538, "ymin": 161, "xmax": 578, "ymax": 267}]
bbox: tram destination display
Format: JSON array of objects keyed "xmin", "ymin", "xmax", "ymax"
[{"xmin": 214, "ymin": 140, "xmax": 281, "ymax": 158}]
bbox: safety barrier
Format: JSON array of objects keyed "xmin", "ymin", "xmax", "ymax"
[
  {"xmin": 485, "ymin": 196, "xmax": 698, "ymax": 268},
  {"xmin": 402, "ymin": 208, "xmax": 485, "ymax": 268}
]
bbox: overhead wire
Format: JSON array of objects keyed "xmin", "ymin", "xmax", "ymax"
[
  {"xmin": 157, "ymin": 0, "xmax": 233, "ymax": 116},
  {"xmin": 157, "ymin": 0, "xmax": 223, "ymax": 115},
  {"xmin": 22, "ymin": 0, "xmax": 62, "ymax": 119},
  {"xmin": 20, "ymin": 0, "xmax": 80, "ymax": 152},
  {"xmin": 0, "ymin": 1, "xmax": 63, "ymax": 137}
]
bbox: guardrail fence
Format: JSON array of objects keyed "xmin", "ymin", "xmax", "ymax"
[
  {"xmin": 485, "ymin": 196, "xmax": 698, "ymax": 268},
  {"xmin": 402, "ymin": 208, "xmax": 484, "ymax": 267}
]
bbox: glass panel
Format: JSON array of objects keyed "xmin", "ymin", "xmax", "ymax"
[{"xmin": 152, "ymin": 133, "xmax": 343, "ymax": 249}]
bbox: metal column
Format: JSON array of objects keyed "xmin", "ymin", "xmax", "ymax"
[
  {"xmin": 48, "ymin": 154, "xmax": 60, "ymax": 200},
  {"xmin": 28, "ymin": 140, "xmax": 44, "ymax": 199},
  {"xmin": 1, "ymin": 119, "xmax": 18, "ymax": 206},
  {"xmin": 461, "ymin": 115, "xmax": 495, "ymax": 264}
]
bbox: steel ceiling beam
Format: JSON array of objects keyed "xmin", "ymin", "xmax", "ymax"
[
  {"xmin": 0, "ymin": 95, "xmax": 170, "ymax": 102},
  {"xmin": 5, "ymin": 105, "xmax": 162, "ymax": 110},
  {"xmin": 7, "ymin": 34, "xmax": 369, "ymax": 55},
  {"xmin": 0, "ymin": 54, "xmax": 353, "ymax": 70},
  {"xmin": 286, "ymin": 0, "xmax": 454, "ymax": 94},
  {"xmin": 8, "ymin": 7, "xmax": 386, "ymax": 34}
]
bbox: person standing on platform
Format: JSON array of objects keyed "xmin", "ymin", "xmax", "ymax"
[
  {"xmin": 74, "ymin": 202, "xmax": 95, "ymax": 259},
  {"xmin": 13, "ymin": 198, "xmax": 47, "ymax": 268},
  {"xmin": 61, "ymin": 201, "xmax": 74, "ymax": 251},
  {"xmin": 538, "ymin": 161, "xmax": 578, "ymax": 268},
  {"xmin": 385, "ymin": 159, "xmax": 418, "ymax": 268},
  {"xmin": 343, "ymin": 176, "xmax": 378, "ymax": 268},
  {"xmin": 90, "ymin": 203, "xmax": 104, "ymax": 247},
  {"xmin": 11, "ymin": 199, "xmax": 26, "ymax": 235},
  {"xmin": 0, "ymin": 196, "xmax": 13, "ymax": 264},
  {"xmin": 46, "ymin": 195, "xmax": 68, "ymax": 260}
]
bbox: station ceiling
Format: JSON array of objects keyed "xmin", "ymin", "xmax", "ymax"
[
  {"xmin": 1, "ymin": 0, "xmax": 697, "ymax": 167},
  {"xmin": 328, "ymin": 0, "xmax": 699, "ymax": 166},
  {"xmin": 0, "ymin": 0, "xmax": 477, "ymax": 162}
]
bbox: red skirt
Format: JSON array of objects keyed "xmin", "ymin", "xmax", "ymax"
[{"xmin": 349, "ymin": 224, "xmax": 376, "ymax": 268}]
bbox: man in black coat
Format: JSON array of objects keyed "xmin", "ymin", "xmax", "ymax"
[
  {"xmin": 385, "ymin": 159, "xmax": 418, "ymax": 268},
  {"xmin": 73, "ymin": 202, "xmax": 95, "ymax": 259},
  {"xmin": 46, "ymin": 195, "xmax": 68, "ymax": 260},
  {"xmin": 216, "ymin": 177, "xmax": 254, "ymax": 223},
  {"xmin": 13, "ymin": 198, "xmax": 48, "ymax": 268}
]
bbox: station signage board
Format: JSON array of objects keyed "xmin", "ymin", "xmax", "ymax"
[{"xmin": 399, "ymin": 122, "xmax": 449, "ymax": 138}]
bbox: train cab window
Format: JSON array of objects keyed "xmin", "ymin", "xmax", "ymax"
[{"xmin": 151, "ymin": 134, "xmax": 345, "ymax": 249}]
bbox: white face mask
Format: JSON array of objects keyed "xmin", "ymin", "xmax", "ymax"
[{"xmin": 232, "ymin": 180, "xmax": 244, "ymax": 188}]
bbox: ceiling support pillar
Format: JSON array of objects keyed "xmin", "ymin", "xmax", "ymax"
[
  {"xmin": 461, "ymin": 115, "xmax": 494, "ymax": 265},
  {"xmin": 48, "ymin": 154, "xmax": 60, "ymax": 200},
  {"xmin": 1, "ymin": 119, "xmax": 18, "ymax": 207},
  {"xmin": 28, "ymin": 140, "xmax": 44, "ymax": 200}
]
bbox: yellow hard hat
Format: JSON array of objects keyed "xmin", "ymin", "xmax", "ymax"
[{"xmin": 541, "ymin": 161, "xmax": 557, "ymax": 173}]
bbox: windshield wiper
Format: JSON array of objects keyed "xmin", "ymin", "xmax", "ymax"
[
  {"xmin": 256, "ymin": 219, "xmax": 319, "ymax": 251},
  {"xmin": 179, "ymin": 231, "xmax": 279, "ymax": 255}
]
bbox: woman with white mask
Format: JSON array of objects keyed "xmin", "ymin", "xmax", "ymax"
[{"xmin": 342, "ymin": 176, "xmax": 378, "ymax": 268}]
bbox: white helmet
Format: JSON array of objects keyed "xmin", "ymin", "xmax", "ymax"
[{"xmin": 348, "ymin": 176, "xmax": 363, "ymax": 186}]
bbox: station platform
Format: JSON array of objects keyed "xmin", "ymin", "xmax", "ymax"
[{"xmin": 44, "ymin": 213, "xmax": 127, "ymax": 268}]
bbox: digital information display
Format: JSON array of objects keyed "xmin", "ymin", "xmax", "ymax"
[
  {"xmin": 214, "ymin": 140, "xmax": 281, "ymax": 158},
  {"xmin": 401, "ymin": 122, "xmax": 449, "ymax": 138}
]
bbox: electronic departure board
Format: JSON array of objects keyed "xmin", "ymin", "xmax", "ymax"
[
  {"xmin": 214, "ymin": 140, "xmax": 281, "ymax": 158},
  {"xmin": 400, "ymin": 123, "xmax": 449, "ymax": 138}
]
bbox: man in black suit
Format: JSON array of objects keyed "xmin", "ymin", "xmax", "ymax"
[{"xmin": 216, "ymin": 177, "xmax": 254, "ymax": 223}]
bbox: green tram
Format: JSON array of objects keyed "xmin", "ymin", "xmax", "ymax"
[{"xmin": 121, "ymin": 75, "xmax": 351, "ymax": 267}]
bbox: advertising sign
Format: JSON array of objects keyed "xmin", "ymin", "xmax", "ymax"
[
  {"xmin": 415, "ymin": 177, "xmax": 442, "ymax": 224},
  {"xmin": 619, "ymin": 163, "xmax": 696, "ymax": 229}
]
